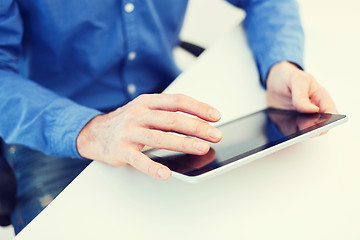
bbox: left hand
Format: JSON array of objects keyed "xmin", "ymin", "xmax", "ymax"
[{"xmin": 266, "ymin": 61, "xmax": 338, "ymax": 113}]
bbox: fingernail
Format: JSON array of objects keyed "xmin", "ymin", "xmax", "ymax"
[
  {"xmin": 158, "ymin": 168, "xmax": 171, "ymax": 180},
  {"xmin": 193, "ymin": 141, "xmax": 209, "ymax": 153},
  {"xmin": 208, "ymin": 128, "xmax": 222, "ymax": 141},
  {"xmin": 309, "ymin": 104, "xmax": 319, "ymax": 112},
  {"xmin": 313, "ymin": 105, "xmax": 320, "ymax": 111},
  {"xmin": 304, "ymin": 101, "xmax": 319, "ymax": 111},
  {"xmin": 208, "ymin": 108, "xmax": 221, "ymax": 121}
]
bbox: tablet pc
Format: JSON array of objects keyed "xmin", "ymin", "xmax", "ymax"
[{"xmin": 145, "ymin": 108, "xmax": 347, "ymax": 183}]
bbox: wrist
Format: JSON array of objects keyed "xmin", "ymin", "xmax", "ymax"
[
  {"xmin": 76, "ymin": 114, "xmax": 103, "ymax": 160},
  {"xmin": 267, "ymin": 61, "xmax": 299, "ymax": 88}
]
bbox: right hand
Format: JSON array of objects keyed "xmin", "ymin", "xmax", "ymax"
[{"xmin": 76, "ymin": 94, "xmax": 223, "ymax": 180}]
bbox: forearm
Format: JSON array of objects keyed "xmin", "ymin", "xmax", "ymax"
[
  {"xmin": 0, "ymin": 70, "xmax": 101, "ymax": 158},
  {"xmin": 229, "ymin": 0, "xmax": 305, "ymax": 87}
]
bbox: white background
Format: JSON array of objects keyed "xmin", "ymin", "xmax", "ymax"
[{"xmin": 1, "ymin": 0, "xmax": 359, "ymax": 238}]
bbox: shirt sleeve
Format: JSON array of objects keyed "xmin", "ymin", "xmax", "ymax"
[
  {"xmin": 0, "ymin": 1, "xmax": 101, "ymax": 158},
  {"xmin": 227, "ymin": 0, "xmax": 305, "ymax": 88}
]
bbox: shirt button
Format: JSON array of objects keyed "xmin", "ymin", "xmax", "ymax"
[
  {"xmin": 127, "ymin": 84, "xmax": 136, "ymax": 94},
  {"xmin": 124, "ymin": 3, "xmax": 135, "ymax": 13},
  {"xmin": 9, "ymin": 146, "xmax": 16, "ymax": 154},
  {"xmin": 128, "ymin": 51, "xmax": 136, "ymax": 61}
]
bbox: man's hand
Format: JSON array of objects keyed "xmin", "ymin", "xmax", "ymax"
[
  {"xmin": 266, "ymin": 61, "xmax": 337, "ymax": 113},
  {"xmin": 76, "ymin": 94, "xmax": 223, "ymax": 181}
]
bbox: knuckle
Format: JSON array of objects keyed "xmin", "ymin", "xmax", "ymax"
[
  {"xmin": 180, "ymin": 138, "xmax": 190, "ymax": 152},
  {"xmin": 127, "ymin": 153, "xmax": 139, "ymax": 167},
  {"xmin": 145, "ymin": 131, "xmax": 163, "ymax": 147},
  {"xmin": 147, "ymin": 163, "xmax": 157, "ymax": 177},
  {"xmin": 122, "ymin": 110, "xmax": 136, "ymax": 123},
  {"xmin": 303, "ymin": 72, "xmax": 317, "ymax": 85},
  {"xmin": 193, "ymin": 119, "xmax": 208, "ymax": 136},
  {"xmin": 123, "ymin": 106, "xmax": 144, "ymax": 123},
  {"xmin": 133, "ymin": 94, "xmax": 154, "ymax": 106},
  {"xmin": 153, "ymin": 133, "xmax": 163, "ymax": 146},
  {"xmin": 304, "ymin": 72, "xmax": 315, "ymax": 81},
  {"xmin": 165, "ymin": 114, "xmax": 177, "ymax": 130},
  {"xmin": 194, "ymin": 121, "xmax": 203, "ymax": 136},
  {"xmin": 304, "ymin": 75, "xmax": 313, "ymax": 85},
  {"xmin": 135, "ymin": 94, "xmax": 148, "ymax": 102},
  {"xmin": 174, "ymin": 93, "xmax": 187, "ymax": 104},
  {"xmin": 141, "ymin": 130, "xmax": 151, "ymax": 143}
]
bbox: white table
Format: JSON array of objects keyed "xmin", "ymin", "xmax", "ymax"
[{"xmin": 14, "ymin": 0, "xmax": 360, "ymax": 239}]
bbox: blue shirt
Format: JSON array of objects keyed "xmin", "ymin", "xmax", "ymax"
[{"xmin": 0, "ymin": 0, "xmax": 304, "ymax": 158}]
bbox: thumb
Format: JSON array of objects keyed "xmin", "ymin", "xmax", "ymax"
[{"xmin": 291, "ymin": 79, "xmax": 319, "ymax": 113}]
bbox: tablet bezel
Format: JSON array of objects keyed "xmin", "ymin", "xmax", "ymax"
[{"xmin": 145, "ymin": 108, "xmax": 348, "ymax": 183}]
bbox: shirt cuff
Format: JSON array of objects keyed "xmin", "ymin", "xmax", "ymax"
[
  {"xmin": 49, "ymin": 98, "xmax": 102, "ymax": 159},
  {"xmin": 258, "ymin": 46, "xmax": 304, "ymax": 88}
]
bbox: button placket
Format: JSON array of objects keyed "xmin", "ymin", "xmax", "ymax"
[{"xmin": 123, "ymin": 1, "xmax": 138, "ymax": 98}]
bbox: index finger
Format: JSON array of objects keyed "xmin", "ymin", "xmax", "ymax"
[{"xmin": 138, "ymin": 94, "xmax": 222, "ymax": 122}]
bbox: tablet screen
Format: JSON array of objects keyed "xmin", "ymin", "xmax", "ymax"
[{"xmin": 145, "ymin": 108, "xmax": 346, "ymax": 177}]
